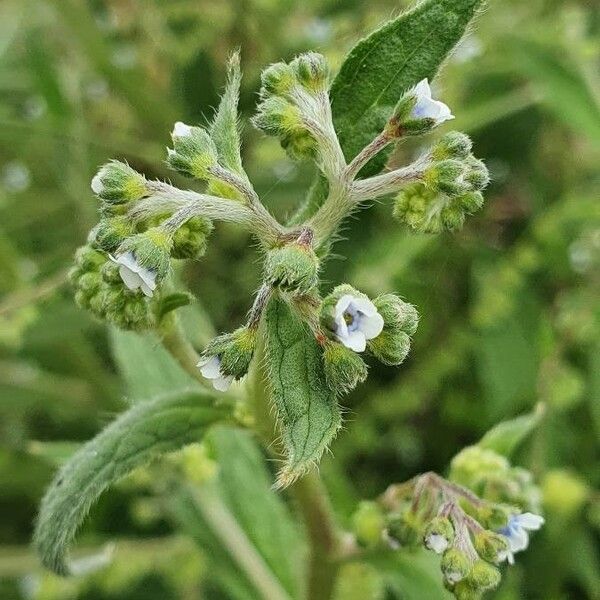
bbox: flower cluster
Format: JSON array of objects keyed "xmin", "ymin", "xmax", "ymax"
[
  {"xmin": 351, "ymin": 467, "xmax": 544, "ymax": 599},
  {"xmin": 394, "ymin": 131, "xmax": 489, "ymax": 233}
]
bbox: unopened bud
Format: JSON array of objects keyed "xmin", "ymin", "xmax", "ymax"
[
  {"xmin": 352, "ymin": 501, "xmax": 385, "ymax": 548},
  {"xmin": 171, "ymin": 216, "xmax": 213, "ymax": 260},
  {"xmin": 464, "ymin": 157, "xmax": 490, "ymax": 191},
  {"xmin": 424, "ymin": 516, "xmax": 454, "ymax": 554},
  {"xmin": 432, "ymin": 132, "xmax": 473, "ymax": 161},
  {"xmin": 260, "ymin": 62, "xmax": 297, "ymax": 97},
  {"xmin": 202, "ymin": 326, "xmax": 257, "ymax": 381},
  {"xmin": 93, "ymin": 216, "xmax": 136, "ymax": 252},
  {"xmin": 167, "ymin": 122, "xmax": 219, "ymax": 180},
  {"xmin": 441, "ymin": 547, "xmax": 472, "ymax": 585},
  {"xmin": 322, "ymin": 341, "xmax": 368, "ymax": 395},
  {"xmin": 264, "ymin": 236, "xmax": 319, "ymax": 294},
  {"xmin": 425, "ymin": 160, "xmax": 469, "ymax": 197},
  {"xmin": 292, "ymin": 52, "xmax": 329, "ymax": 92},
  {"xmin": 465, "ymin": 560, "xmax": 501, "ymax": 592},
  {"xmin": 473, "ymin": 530, "xmax": 510, "ymax": 563},
  {"xmin": 386, "ymin": 510, "xmax": 423, "ymax": 547},
  {"xmin": 91, "ymin": 161, "xmax": 147, "ymax": 204},
  {"xmin": 74, "ymin": 245, "xmax": 105, "ymax": 272}
]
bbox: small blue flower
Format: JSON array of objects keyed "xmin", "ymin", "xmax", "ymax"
[{"xmin": 498, "ymin": 512, "xmax": 544, "ymax": 564}]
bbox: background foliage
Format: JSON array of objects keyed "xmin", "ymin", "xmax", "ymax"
[{"xmin": 0, "ymin": 0, "xmax": 598, "ymax": 598}]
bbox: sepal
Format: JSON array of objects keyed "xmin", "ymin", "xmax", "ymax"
[
  {"xmin": 322, "ymin": 340, "xmax": 368, "ymax": 395},
  {"xmin": 167, "ymin": 122, "xmax": 219, "ymax": 180},
  {"xmin": 91, "ymin": 161, "xmax": 147, "ymax": 204}
]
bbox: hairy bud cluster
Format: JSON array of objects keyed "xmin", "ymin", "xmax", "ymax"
[
  {"xmin": 253, "ymin": 53, "xmax": 329, "ymax": 159},
  {"xmin": 69, "ymin": 246, "xmax": 155, "ymax": 331},
  {"xmin": 450, "ymin": 446, "xmax": 542, "ymax": 515},
  {"xmin": 264, "ymin": 234, "xmax": 319, "ymax": 295},
  {"xmin": 394, "ymin": 132, "xmax": 489, "ymax": 233}
]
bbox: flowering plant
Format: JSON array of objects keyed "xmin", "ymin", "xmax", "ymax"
[{"xmin": 34, "ymin": 1, "xmax": 546, "ymax": 598}]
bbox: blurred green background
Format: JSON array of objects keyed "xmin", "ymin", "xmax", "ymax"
[{"xmin": 0, "ymin": 0, "xmax": 598, "ymax": 598}]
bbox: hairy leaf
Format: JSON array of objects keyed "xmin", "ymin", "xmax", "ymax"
[
  {"xmin": 34, "ymin": 390, "xmax": 230, "ymax": 575},
  {"xmin": 209, "ymin": 51, "xmax": 245, "ymax": 175},
  {"xmin": 265, "ymin": 297, "xmax": 341, "ymax": 488},
  {"xmin": 110, "ymin": 327, "xmax": 200, "ymax": 402},
  {"xmin": 478, "ymin": 403, "xmax": 545, "ymax": 458},
  {"xmin": 292, "ymin": 0, "xmax": 485, "ymax": 224}
]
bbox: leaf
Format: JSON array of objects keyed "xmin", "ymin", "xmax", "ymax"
[
  {"xmin": 158, "ymin": 291, "xmax": 194, "ymax": 320},
  {"xmin": 500, "ymin": 37, "xmax": 600, "ymax": 146},
  {"xmin": 291, "ymin": 0, "xmax": 485, "ymax": 224},
  {"xmin": 208, "ymin": 427, "xmax": 304, "ymax": 598},
  {"xmin": 478, "ymin": 403, "xmax": 545, "ymax": 458},
  {"xmin": 110, "ymin": 327, "xmax": 200, "ymax": 402},
  {"xmin": 33, "ymin": 390, "xmax": 230, "ymax": 575},
  {"xmin": 265, "ymin": 297, "xmax": 341, "ymax": 488},
  {"xmin": 209, "ymin": 51, "xmax": 245, "ymax": 175}
]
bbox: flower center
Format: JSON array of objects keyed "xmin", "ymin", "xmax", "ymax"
[{"xmin": 343, "ymin": 308, "xmax": 361, "ymax": 332}]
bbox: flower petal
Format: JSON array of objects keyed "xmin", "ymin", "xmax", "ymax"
[
  {"xmin": 508, "ymin": 527, "xmax": 529, "ymax": 553},
  {"xmin": 360, "ymin": 312, "xmax": 384, "ymax": 340},
  {"xmin": 516, "ymin": 513, "xmax": 545, "ymax": 531},
  {"xmin": 351, "ymin": 296, "xmax": 378, "ymax": 317},
  {"xmin": 335, "ymin": 294, "xmax": 355, "ymax": 319},
  {"xmin": 119, "ymin": 265, "xmax": 143, "ymax": 291},
  {"xmin": 341, "ymin": 330, "xmax": 367, "ymax": 352},
  {"xmin": 212, "ymin": 375, "xmax": 233, "ymax": 392},
  {"xmin": 91, "ymin": 174, "xmax": 103, "ymax": 194},
  {"xmin": 414, "ymin": 78, "xmax": 432, "ymax": 99},
  {"xmin": 173, "ymin": 121, "xmax": 193, "ymax": 138},
  {"xmin": 198, "ymin": 356, "xmax": 222, "ymax": 379}
]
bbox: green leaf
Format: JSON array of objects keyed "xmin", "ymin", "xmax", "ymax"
[
  {"xmin": 208, "ymin": 426, "xmax": 304, "ymax": 598},
  {"xmin": 34, "ymin": 390, "xmax": 230, "ymax": 575},
  {"xmin": 110, "ymin": 327, "xmax": 200, "ymax": 402},
  {"xmin": 265, "ymin": 297, "xmax": 341, "ymax": 488},
  {"xmin": 291, "ymin": 0, "xmax": 485, "ymax": 224},
  {"xmin": 158, "ymin": 291, "xmax": 195, "ymax": 321},
  {"xmin": 478, "ymin": 403, "xmax": 545, "ymax": 458},
  {"xmin": 209, "ymin": 51, "xmax": 245, "ymax": 175}
]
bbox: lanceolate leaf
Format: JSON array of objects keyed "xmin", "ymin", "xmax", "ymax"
[
  {"xmin": 265, "ymin": 297, "xmax": 342, "ymax": 488},
  {"xmin": 291, "ymin": 0, "xmax": 485, "ymax": 224},
  {"xmin": 34, "ymin": 390, "xmax": 230, "ymax": 575},
  {"xmin": 478, "ymin": 403, "xmax": 545, "ymax": 458},
  {"xmin": 209, "ymin": 51, "xmax": 245, "ymax": 175}
]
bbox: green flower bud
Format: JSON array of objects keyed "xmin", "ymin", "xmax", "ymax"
[
  {"xmin": 93, "ymin": 216, "xmax": 136, "ymax": 252},
  {"xmin": 475, "ymin": 504, "xmax": 513, "ymax": 531},
  {"xmin": 292, "ymin": 52, "xmax": 329, "ymax": 92},
  {"xmin": 322, "ymin": 341, "xmax": 368, "ymax": 395},
  {"xmin": 432, "ymin": 132, "xmax": 473, "ymax": 161},
  {"xmin": 91, "ymin": 160, "xmax": 147, "ymax": 204},
  {"xmin": 100, "ymin": 261, "xmax": 122, "ymax": 284},
  {"xmin": 473, "ymin": 530, "xmax": 510, "ymax": 563},
  {"xmin": 76, "ymin": 271, "xmax": 102, "ymax": 299},
  {"xmin": 457, "ymin": 191, "xmax": 485, "ymax": 214},
  {"xmin": 264, "ymin": 237, "xmax": 319, "ymax": 295},
  {"xmin": 74, "ymin": 245, "xmax": 105, "ymax": 272},
  {"xmin": 464, "ymin": 157, "xmax": 490, "ymax": 191},
  {"xmin": 451, "ymin": 581, "xmax": 484, "ymax": 600},
  {"xmin": 116, "ymin": 227, "xmax": 173, "ymax": 290},
  {"xmin": 450, "ymin": 446, "xmax": 510, "ymax": 492},
  {"xmin": 386, "ymin": 510, "xmax": 423, "ymax": 547},
  {"xmin": 108, "ymin": 293, "xmax": 155, "ymax": 331},
  {"xmin": 260, "ymin": 61, "xmax": 297, "ymax": 97},
  {"xmin": 167, "ymin": 122, "xmax": 219, "ymax": 180},
  {"xmin": 441, "ymin": 548, "xmax": 472, "ymax": 585},
  {"xmin": 171, "ymin": 216, "xmax": 213, "ymax": 260},
  {"xmin": 373, "ymin": 294, "xmax": 419, "ymax": 336},
  {"xmin": 253, "ymin": 97, "xmax": 303, "ymax": 136},
  {"xmin": 424, "ymin": 516, "xmax": 454, "ymax": 554},
  {"xmin": 367, "ymin": 294, "xmax": 418, "ymax": 366},
  {"xmin": 425, "ymin": 160, "xmax": 469, "ymax": 197},
  {"xmin": 202, "ymin": 327, "xmax": 257, "ymax": 380},
  {"xmin": 352, "ymin": 501, "xmax": 385, "ymax": 548},
  {"xmin": 465, "ymin": 560, "xmax": 501, "ymax": 592}
]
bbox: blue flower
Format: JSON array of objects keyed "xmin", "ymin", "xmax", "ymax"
[{"xmin": 498, "ymin": 512, "xmax": 544, "ymax": 564}]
